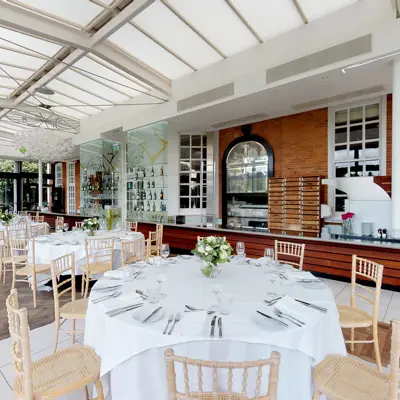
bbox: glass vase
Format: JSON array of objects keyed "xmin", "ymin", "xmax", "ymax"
[
  {"xmin": 88, "ymin": 230, "xmax": 95, "ymax": 237},
  {"xmin": 342, "ymin": 219, "xmax": 353, "ymax": 236},
  {"xmin": 201, "ymin": 262, "xmax": 222, "ymax": 278}
]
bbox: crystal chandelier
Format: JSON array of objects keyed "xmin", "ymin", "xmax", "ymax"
[{"xmin": 13, "ymin": 127, "xmax": 75, "ymax": 163}]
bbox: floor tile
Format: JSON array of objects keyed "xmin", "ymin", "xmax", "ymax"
[
  {"xmin": 60, "ymin": 319, "xmax": 86, "ymax": 335},
  {"xmin": 384, "ymin": 291, "xmax": 400, "ymax": 323},
  {"xmin": 321, "ymin": 278, "xmax": 348, "ymax": 298}
]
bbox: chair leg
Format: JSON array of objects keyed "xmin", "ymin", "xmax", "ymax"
[
  {"xmin": 84, "ymin": 273, "xmax": 90, "ymax": 298},
  {"xmin": 312, "ymin": 389, "xmax": 321, "ymax": 400},
  {"xmin": 11, "ymin": 268, "xmax": 16, "ymax": 289},
  {"xmin": 84, "ymin": 385, "xmax": 89, "ymax": 400},
  {"xmin": 32, "ymin": 273, "xmax": 37, "ymax": 308},
  {"xmin": 72, "ymin": 319, "xmax": 76, "ymax": 344},
  {"xmin": 94, "ymin": 379, "xmax": 105, "ymax": 400},
  {"xmin": 373, "ymin": 323, "xmax": 382, "ymax": 372},
  {"xmin": 2, "ymin": 264, "xmax": 5, "ymax": 284},
  {"xmin": 53, "ymin": 318, "xmax": 60, "ymax": 353},
  {"xmin": 81, "ymin": 272, "xmax": 86, "ymax": 296},
  {"xmin": 350, "ymin": 327, "xmax": 355, "ymax": 352}
]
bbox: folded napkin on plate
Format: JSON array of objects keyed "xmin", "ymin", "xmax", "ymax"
[
  {"xmin": 103, "ymin": 269, "xmax": 125, "ymax": 279},
  {"xmin": 102, "ymin": 293, "xmax": 142, "ymax": 313},
  {"xmin": 275, "ymin": 296, "xmax": 320, "ymax": 324},
  {"xmin": 147, "ymin": 257, "xmax": 177, "ymax": 266},
  {"xmin": 288, "ymin": 271, "xmax": 319, "ymax": 281},
  {"xmin": 177, "ymin": 312, "xmax": 208, "ymax": 336}
]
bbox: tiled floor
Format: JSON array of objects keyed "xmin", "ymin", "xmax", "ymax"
[{"xmin": 0, "ymin": 278, "xmax": 398, "ymax": 399}]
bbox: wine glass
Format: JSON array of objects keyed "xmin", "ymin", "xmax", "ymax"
[
  {"xmin": 63, "ymin": 223, "xmax": 69, "ymax": 233},
  {"xmin": 209, "ymin": 283, "xmax": 224, "ymax": 312},
  {"xmin": 156, "ymin": 273, "xmax": 167, "ymax": 298},
  {"xmin": 160, "ymin": 244, "xmax": 170, "ymax": 265},
  {"xmin": 236, "ymin": 241, "xmax": 245, "ymax": 264}
]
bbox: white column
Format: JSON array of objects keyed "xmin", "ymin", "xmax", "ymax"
[
  {"xmin": 392, "ymin": 58, "xmax": 400, "ymax": 237},
  {"xmin": 38, "ymin": 161, "xmax": 43, "ymax": 208}
]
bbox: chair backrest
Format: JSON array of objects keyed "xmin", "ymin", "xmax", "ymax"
[
  {"xmin": 274, "ymin": 240, "xmax": 305, "ymax": 270},
  {"xmin": 84, "ymin": 237, "xmax": 114, "ymax": 272},
  {"xmin": 29, "ymin": 223, "xmax": 49, "ymax": 238},
  {"xmin": 148, "ymin": 230, "xmax": 161, "ymax": 256},
  {"xmin": 0, "ymin": 229, "xmax": 10, "ymax": 262},
  {"xmin": 51, "ymin": 253, "xmax": 76, "ymax": 320},
  {"xmin": 6, "ymin": 289, "xmax": 33, "ymax": 400},
  {"xmin": 121, "ymin": 239, "xmax": 146, "ymax": 266},
  {"xmin": 75, "ymin": 221, "xmax": 83, "ymax": 229},
  {"xmin": 31, "ymin": 216, "xmax": 44, "ymax": 223},
  {"xmin": 156, "ymin": 223, "xmax": 163, "ymax": 241},
  {"xmin": 55, "ymin": 217, "xmax": 64, "ymax": 231},
  {"xmin": 18, "ymin": 211, "xmax": 28, "ymax": 217},
  {"xmin": 124, "ymin": 220, "xmax": 138, "ymax": 232},
  {"xmin": 389, "ymin": 319, "xmax": 400, "ymax": 400},
  {"xmin": 350, "ymin": 255, "xmax": 383, "ymax": 318},
  {"xmin": 164, "ymin": 348, "xmax": 281, "ymax": 400},
  {"xmin": 6, "ymin": 223, "xmax": 28, "ymax": 240}
]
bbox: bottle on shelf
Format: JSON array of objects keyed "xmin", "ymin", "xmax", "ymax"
[
  {"xmin": 152, "ymin": 179, "xmax": 155, "ymax": 188},
  {"xmin": 149, "ymin": 191, "xmax": 152, "ymax": 200},
  {"xmin": 154, "ymin": 190, "xmax": 157, "ymax": 200},
  {"xmin": 160, "ymin": 165, "xmax": 164, "ymax": 176},
  {"xmin": 151, "ymin": 167, "xmax": 154, "ymax": 177},
  {"xmin": 143, "ymin": 190, "xmax": 146, "ymax": 200},
  {"xmin": 152, "ymin": 201, "xmax": 156, "ymax": 212},
  {"xmin": 135, "ymin": 170, "xmax": 138, "ymax": 179},
  {"xmin": 147, "ymin": 201, "xmax": 150, "ymax": 212},
  {"xmin": 147, "ymin": 180, "xmax": 150, "ymax": 188},
  {"xmin": 143, "ymin": 168, "xmax": 146, "ymax": 178},
  {"xmin": 141, "ymin": 202, "xmax": 144, "ymax": 211},
  {"xmin": 160, "ymin": 189, "xmax": 164, "ymax": 200}
]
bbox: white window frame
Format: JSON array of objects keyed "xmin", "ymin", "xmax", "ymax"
[
  {"xmin": 328, "ymin": 96, "xmax": 387, "ymax": 216},
  {"xmin": 55, "ymin": 163, "xmax": 63, "ymax": 188},
  {"xmin": 67, "ymin": 162, "xmax": 76, "ymax": 214}
]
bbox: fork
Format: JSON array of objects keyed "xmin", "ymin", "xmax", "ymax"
[
  {"xmin": 168, "ymin": 312, "xmax": 181, "ymax": 335},
  {"xmin": 163, "ymin": 314, "xmax": 174, "ymax": 334},
  {"xmin": 273, "ymin": 308, "xmax": 304, "ymax": 327},
  {"xmin": 185, "ymin": 305, "xmax": 205, "ymax": 312},
  {"xmin": 92, "ymin": 291, "xmax": 121, "ymax": 303}
]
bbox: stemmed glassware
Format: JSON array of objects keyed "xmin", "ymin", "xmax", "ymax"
[
  {"xmin": 209, "ymin": 282, "xmax": 224, "ymax": 312},
  {"xmin": 236, "ymin": 241, "xmax": 245, "ymax": 264},
  {"xmin": 264, "ymin": 248, "xmax": 275, "ymax": 273},
  {"xmin": 160, "ymin": 244, "xmax": 170, "ymax": 265},
  {"xmin": 63, "ymin": 223, "xmax": 69, "ymax": 233},
  {"xmin": 156, "ymin": 273, "xmax": 167, "ymax": 299}
]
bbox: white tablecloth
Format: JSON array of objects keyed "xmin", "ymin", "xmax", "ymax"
[
  {"xmin": 85, "ymin": 258, "xmax": 346, "ymax": 400},
  {"xmin": 29, "ymin": 229, "xmax": 143, "ymax": 288}
]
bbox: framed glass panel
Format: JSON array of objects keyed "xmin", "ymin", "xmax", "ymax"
[
  {"xmin": 335, "ymin": 110, "xmax": 347, "ymax": 127},
  {"xmin": 350, "ymin": 107, "xmax": 363, "ymax": 124},
  {"xmin": 365, "ymin": 122, "xmax": 379, "ymax": 140},
  {"xmin": 335, "ymin": 127, "xmax": 347, "ymax": 144},
  {"xmin": 349, "ymin": 125, "xmax": 362, "ymax": 142},
  {"xmin": 349, "ymin": 142, "xmax": 362, "ymax": 159},
  {"xmin": 364, "ymin": 141, "xmax": 379, "ymax": 158}
]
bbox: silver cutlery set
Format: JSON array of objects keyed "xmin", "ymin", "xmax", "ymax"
[
  {"xmin": 163, "ymin": 312, "xmax": 181, "ymax": 335},
  {"xmin": 210, "ymin": 315, "xmax": 223, "ymax": 338}
]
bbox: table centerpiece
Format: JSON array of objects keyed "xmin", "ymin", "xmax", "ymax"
[
  {"xmin": 83, "ymin": 217, "xmax": 100, "ymax": 236},
  {"xmin": 0, "ymin": 210, "xmax": 14, "ymax": 226},
  {"xmin": 192, "ymin": 236, "xmax": 233, "ymax": 278},
  {"xmin": 102, "ymin": 205, "xmax": 121, "ymax": 231},
  {"xmin": 341, "ymin": 212, "xmax": 354, "ymax": 236}
]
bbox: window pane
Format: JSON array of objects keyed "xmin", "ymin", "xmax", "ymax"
[
  {"xmin": 335, "ymin": 196, "xmax": 346, "ymax": 212},
  {"xmin": 180, "ymin": 197, "xmax": 189, "ymax": 208},
  {"xmin": 335, "ymin": 145, "xmax": 347, "ymax": 161},
  {"xmin": 202, "ymin": 148, "xmax": 207, "ymax": 159},
  {"xmin": 202, "ymin": 201, "xmax": 207, "ymax": 209},
  {"xmin": 22, "ymin": 161, "xmax": 39, "ymax": 173},
  {"xmin": 349, "ymin": 142, "xmax": 362, "ymax": 160},
  {"xmin": 335, "ymin": 163, "xmax": 348, "ymax": 178},
  {"xmin": 349, "ymin": 125, "xmax": 362, "ymax": 142},
  {"xmin": 202, "ymin": 135, "xmax": 207, "ymax": 147},
  {"xmin": 191, "ymin": 184, "xmax": 200, "ymax": 196},
  {"xmin": 335, "ymin": 110, "xmax": 347, "ymax": 127},
  {"xmin": 365, "ymin": 103, "xmax": 379, "ymax": 122},
  {"xmin": 180, "ymin": 161, "xmax": 190, "ymax": 171},
  {"xmin": 190, "ymin": 198, "xmax": 200, "ymax": 209},
  {"xmin": 191, "ymin": 135, "xmax": 201, "ymax": 146},
  {"xmin": 350, "ymin": 107, "xmax": 363, "ymax": 124},
  {"xmin": 180, "ymin": 185, "xmax": 189, "ymax": 196},
  {"xmin": 180, "ymin": 173, "xmax": 189, "ymax": 184},
  {"xmin": 191, "ymin": 160, "xmax": 201, "ymax": 171},
  {"xmin": 190, "ymin": 172, "xmax": 200, "ymax": 183},
  {"xmin": 335, "ymin": 127, "xmax": 347, "ymax": 144},
  {"xmin": 350, "ymin": 162, "xmax": 363, "ymax": 177},
  {"xmin": 363, "ymin": 160, "xmax": 380, "ymax": 176},
  {"xmin": 365, "ymin": 122, "xmax": 379, "ymax": 140},
  {"xmin": 180, "ymin": 135, "xmax": 190, "ymax": 146},
  {"xmin": 203, "ymin": 186, "xmax": 207, "ymax": 195},
  {"xmin": 364, "ymin": 141, "xmax": 379, "ymax": 159},
  {"xmin": 191, "ymin": 148, "xmax": 201, "ymax": 159},
  {"xmin": 180, "ymin": 147, "xmax": 190, "ymax": 158}
]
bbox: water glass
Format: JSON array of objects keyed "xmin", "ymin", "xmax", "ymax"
[
  {"xmin": 63, "ymin": 223, "xmax": 69, "ymax": 232},
  {"xmin": 218, "ymin": 293, "xmax": 233, "ymax": 315},
  {"xmin": 160, "ymin": 244, "xmax": 170, "ymax": 264},
  {"xmin": 153, "ymin": 256, "xmax": 162, "ymax": 268},
  {"xmin": 123, "ymin": 268, "xmax": 134, "ymax": 282},
  {"xmin": 147, "ymin": 285, "xmax": 160, "ymax": 304},
  {"xmin": 236, "ymin": 242, "xmax": 245, "ymax": 256}
]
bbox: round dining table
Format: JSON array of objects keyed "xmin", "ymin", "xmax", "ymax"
[{"xmin": 85, "ymin": 257, "xmax": 346, "ymax": 400}]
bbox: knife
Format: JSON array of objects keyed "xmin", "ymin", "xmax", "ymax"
[
  {"xmin": 108, "ymin": 304, "xmax": 143, "ymax": 317},
  {"xmin": 257, "ymin": 311, "xmax": 288, "ymax": 327},
  {"xmin": 218, "ymin": 317, "xmax": 223, "ymax": 338},
  {"xmin": 142, "ymin": 306, "xmax": 163, "ymax": 323},
  {"xmin": 295, "ymin": 299, "xmax": 327, "ymax": 313},
  {"xmin": 135, "ymin": 290, "xmax": 148, "ymax": 299},
  {"xmin": 210, "ymin": 315, "xmax": 217, "ymax": 337}
]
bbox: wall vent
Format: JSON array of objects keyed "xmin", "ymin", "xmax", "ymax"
[
  {"xmin": 266, "ymin": 34, "xmax": 372, "ymax": 84},
  {"xmin": 177, "ymin": 82, "xmax": 234, "ymax": 112},
  {"xmin": 292, "ymin": 85, "xmax": 385, "ymax": 111},
  {"xmin": 211, "ymin": 112, "xmax": 269, "ymax": 130}
]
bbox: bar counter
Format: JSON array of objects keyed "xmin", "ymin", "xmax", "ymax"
[
  {"xmin": 138, "ymin": 222, "xmax": 400, "ymax": 287},
  {"xmin": 38, "ymin": 211, "xmax": 86, "ymax": 228}
]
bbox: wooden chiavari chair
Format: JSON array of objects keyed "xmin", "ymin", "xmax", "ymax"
[
  {"xmin": 337, "ymin": 255, "xmax": 384, "ymax": 371},
  {"xmin": 313, "ymin": 318, "xmax": 400, "ymax": 400},
  {"xmin": 0, "ymin": 229, "xmax": 12, "ymax": 283},
  {"xmin": 9, "ymin": 238, "xmax": 51, "ymax": 308},
  {"xmin": 6, "ymin": 289, "xmax": 104, "ymax": 400},
  {"xmin": 75, "ymin": 221, "xmax": 84, "ymax": 229},
  {"xmin": 51, "ymin": 253, "xmax": 87, "ymax": 352},
  {"xmin": 29, "ymin": 222, "xmax": 49, "ymax": 238},
  {"xmin": 18, "ymin": 211, "xmax": 28, "ymax": 217},
  {"xmin": 274, "ymin": 240, "xmax": 305, "ymax": 270},
  {"xmin": 156, "ymin": 223, "xmax": 163, "ymax": 239},
  {"xmin": 121, "ymin": 239, "xmax": 147, "ymax": 267},
  {"xmin": 6, "ymin": 222, "xmax": 28, "ymax": 239},
  {"xmin": 147, "ymin": 231, "xmax": 161, "ymax": 257},
  {"xmin": 55, "ymin": 216, "xmax": 64, "ymax": 232},
  {"xmin": 123, "ymin": 220, "xmax": 138, "ymax": 232},
  {"xmin": 31, "ymin": 215, "xmax": 44, "ymax": 223},
  {"xmin": 82, "ymin": 237, "xmax": 114, "ymax": 298},
  {"xmin": 164, "ymin": 348, "xmax": 281, "ymax": 400}
]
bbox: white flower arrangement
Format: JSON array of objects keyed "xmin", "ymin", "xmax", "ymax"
[
  {"xmin": 82, "ymin": 217, "xmax": 100, "ymax": 232},
  {"xmin": 192, "ymin": 236, "xmax": 233, "ymax": 277}
]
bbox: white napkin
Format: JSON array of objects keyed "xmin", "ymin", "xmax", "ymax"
[
  {"xmin": 177, "ymin": 312, "xmax": 208, "ymax": 336},
  {"xmin": 275, "ymin": 296, "xmax": 320, "ymax": 324},
  {"xmin": 103, "ymin": 293, "xmax": 143, "ymax": 313},
  {"xmin": 288, "ymin": 271, "xmax": 319, "ymax": 281},
  {"xmin": 103, "ymin": 269, "xmax": 125, "ymax": 279}
]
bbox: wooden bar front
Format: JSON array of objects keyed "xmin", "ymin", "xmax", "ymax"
[{"xmin": 139, "ymin": 222, "xmax": 400, "ymax": 287}]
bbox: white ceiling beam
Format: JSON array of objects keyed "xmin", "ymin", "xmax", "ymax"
[{"xmin": 0, "ymin": 0, "xmax": 171, "ymax": 95}]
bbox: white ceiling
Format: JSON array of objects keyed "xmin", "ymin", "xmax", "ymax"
[{"xmin": 0, "ymin": 0, "xmax": 360, "ymax": 142}]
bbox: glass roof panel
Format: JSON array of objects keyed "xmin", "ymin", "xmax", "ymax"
[
  {"xmin": 15, "ymin": 0, "xmax": 105, "ymax": 27},
  {"xmin": 34, "ymin": 94, "xmax": 91, "ymax": 119},
  {"xmin": 34, "ymin": 92, "xmax": 103, "ymax": 116},
  {"xmin": 47, "ymin": 79, "xmax": 111, "ymax": 108},
  {"xmin": 0, "ymin": 77, "xmax": 23, "ymax": 88},
  {"xmin": 109, "ymin": 24, "xmax": 192, "ymax": 80},
  {"xmin": 298, "ymin": 0, "xmax": 360, "ymax": 21},
  {"xmin": 231, "ymin": 0, "xmax": 303, "ymax": 40},
  {"xmin": 168, "ymin": 0, "xmax": 258, "ymax": 56},
  {"xmin": 0, "ymin": 48, "xmax": 47, "ymax": 70},
  {"xmin": 133, "ymin": 1, "xmax": 222, "ymax": 69},
  {"xmin": 0, "ymin": 120, "xmax": 27, "ymax": 132},
  {"xmin": 0, "ymin": 64, "xmax": 35, "ymax": 80},
  {"xmin": 0, "ymin": 27, "xmax": 61, "ymax": 57},
  {"xmin": 0, "ymin": 88, "xmax": 14, "ymax": 97},
  {"xmin": 75, "ymin": 56, "xmax": 151, "ymax": 97},
  {"xmin": 57, "ymin": 69, "xmax": 131, "ymax": 104}
]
